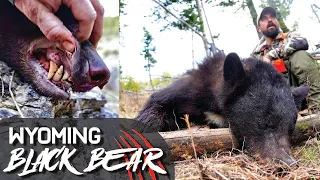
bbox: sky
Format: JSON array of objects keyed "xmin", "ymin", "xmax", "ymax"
[
  {"xmin": 120, "ymin": 0, "xmax": 320, "ymax": 82},
  {"xmin": 102, "ymin": 0, "xmax": 119, "ymax": 17},
  {"xmin": 98, "ymin": 0, "xmax": 120, "ymax": 113}
]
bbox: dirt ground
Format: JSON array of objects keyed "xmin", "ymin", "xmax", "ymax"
[{"xmin": 120, "ymin": 91, "xmax": 320, "ymax": 179}]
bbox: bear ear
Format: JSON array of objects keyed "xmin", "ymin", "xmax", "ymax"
[
  {"xmin": 223, "ymin": 53, "xmax": 246, "ymax": 86},
  {"xmin": 291, "ymin": 84, "xmax": 309, "ymax": 110}
]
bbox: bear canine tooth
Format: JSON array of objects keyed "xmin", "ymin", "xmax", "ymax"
[
  {"xmin": 53, "ymin": 65, "xmax": 63, "ymax": 81},
  {"xmin": 62, "ymin": 70, "xmax": 70, "ymax": 80},
  {"xmin": 47, "ymin": 61, "xmax": 58, "ymax": 80}
]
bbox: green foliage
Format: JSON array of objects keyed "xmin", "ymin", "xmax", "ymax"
[
  {"xmin": 260, "ymin": 0, "xmax": 293, "ymax": 20},
  {"xmin": 152, "ymin": 0, "xmax": 204, "ymax": 32},
  {"xmin": 152, "ymin": 72, "xmax": 173, "ymax": 88},
  {"xmin": 120, "ymin": 0, "xmax": 127, "ymax": 15},
  {"xmin": 245, "ymin": 0, "xmax": 258, "ymax": 28},
  {"xmin": 294, "ymin": 137, "xmax": 320, "ymax": 165},
  {"xmin": 119, "ymin": 65, "xmax": 123, "ymax": 77},
  {"xmin": 103, "ymin": 49, "xmax": 119, "ymax": 57},
  {"xmin": 103, "ymin": 17, "xmax": 119, "ymax": 37},
  {"xmin": 171, "ymin": 7, "xmax": 200, "ymax": 31},
  {"xmin": 216, "ymin": 0, "xmax": 239, "ymax": 7},
  {"xmin": 121, "ymin": 76, "xmax": 144, "ymax": 92},
  {"xmin": 141, "ymin": 27, "xmax": 157, "ymax": 90},
  {"xmin": 141, "ymin": 27, "xmax": 157, "ymax": 71}
]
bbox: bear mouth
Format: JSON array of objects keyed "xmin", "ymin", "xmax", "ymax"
[{"xmin": 26, "ymin": 38, "xmax": 76, "ymax": 99}]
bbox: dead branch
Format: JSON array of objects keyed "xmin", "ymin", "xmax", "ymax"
[
  {"xmin": 0, "ymin": 75, "xmax": 3, "ymax": 97},
  {"xmin": 151, "ymin": 0, "xmax": 209, "ymax": 52},
  {"xmin": 9, "ymin": 71, "xmax": 25, "ymax": 118},
  {"xmin": 311, "ymin": 4, "xmax": 320, "ymax": 23}
]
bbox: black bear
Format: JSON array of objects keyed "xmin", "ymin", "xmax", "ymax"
[
  {"xmin": 136, "ymin": 52, "xmax": 308, "ymax": 165},
  {"xmin": 0, "ymin": 1, "xmax": 110, "ymax": 100}
]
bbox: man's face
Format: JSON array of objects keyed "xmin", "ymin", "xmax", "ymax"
[{"xmin": 258, "ymin": 13, "xmax": 280, "ymax": 38}]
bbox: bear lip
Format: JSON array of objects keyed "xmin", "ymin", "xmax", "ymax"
[{"xmin": 25, "ymin": 38, "xmax": 75, "ymax": 99}]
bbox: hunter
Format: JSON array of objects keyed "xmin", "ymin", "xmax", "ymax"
[{"xmin": 252, "ymin": 6, "xmax": 320, "ymax": 112}]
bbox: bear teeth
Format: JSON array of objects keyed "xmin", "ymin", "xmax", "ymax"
[{"xmin": 47, "ymin": 61, "xmax": 71, "ymax": 82}]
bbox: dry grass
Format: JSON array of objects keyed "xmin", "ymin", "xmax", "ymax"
[
  {"xmin": 119, "ymin": 91, "xmax": 150, "ymax": 118},
  {"xmin": 175, "ymin": 151, "xmax": 320, "ymax": 179},
  {"xmin": 174, "ymin": 137, "xmax": 320, "ymax": 180}
]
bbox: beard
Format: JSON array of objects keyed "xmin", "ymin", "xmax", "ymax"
[{"xmin": 261, "ymin": 22, "xmax": 280, "ymax": 38}]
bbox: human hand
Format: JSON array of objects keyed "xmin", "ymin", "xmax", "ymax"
[
  {"xmin": 266, "ymin": 47, "xmax": 283, "ymax": 61},
  {"xmin": 262, "ymin": 54, "xmax": 272, "ymax": 63},
  {"xmin": 14, "ymin": 0, "xmax": 104, "ymax": 52}
]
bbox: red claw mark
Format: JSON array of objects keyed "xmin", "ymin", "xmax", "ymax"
[
  {"xmin": 114, "ymin": 138, "xmax": 133, "ymax": 180},
  {"xmin": 120, "ymin": 130, "xmax": 156, "ymax": 180},
  {"xmin": 116, "ymin": 130, "xmax": 166, "ymax": 180},
  {"xmin": 131, "ymin": 129, "xmax": 166, "ymax": 172},
  {"xmin": 119, "ymin": 136, "xmax": 144, "ymax": 180}
]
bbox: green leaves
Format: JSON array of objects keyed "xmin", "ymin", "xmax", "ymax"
[
  {"xmin": 152, "ymin": 0, "xmax": 204, "ymax": 32},
  {"xmin": 217, "ymin": 0, "xmax": 239, "ymax": 7},
  {"xmin": 141, "ymin": 27, "xmax": 157, "ymax": 90},
  {"xmin": 141, "ymin": 27, "xmax": 157, "ymax": 71},
  {"xmin": 121, "ymin": 76, "xmax": 144, "ymax": 92},
  {"xmin": 152, "ymin": 72, "xmax": 173, "ymax": 88},
  {"xmin": 120, "ymin": 0, "xmax": 127, "ymax": 15},
  {"xmin": 103, "ymin": 17, "xmax": 119, "ymax": 37}
]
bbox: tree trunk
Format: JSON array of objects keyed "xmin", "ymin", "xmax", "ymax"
[
  {"xmin": 246, "ymin": 0, "xmax": 263, "ymax": 39},
  {"xmin": 195, "ymin": 0, "xmax": 210, "ymax": 55},
  {"xmin": 278, "ymin": 18, "xmax": 290, "ymax": 33},
  {"xmin": 148, "ymin": 64, "xmax": 154, "ymax": 91},
  {"xmin": 156, "ymin": 114, "xmax": 320, "ymax": 160},
  {"xmin": 246, "ymin": 0, "xmax": 290, "ymax": 37}
]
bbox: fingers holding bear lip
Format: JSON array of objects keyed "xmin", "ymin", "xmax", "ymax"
[
  {"xmin": 14, "ymin": 0, "xmax": 102, "ymax": 51},
  {"xmin": 37, "ymin": 11, "xmax": 75, "ymax": 52},
  {"xmin": 63, "ymin": 0, "xmax": 97, "ymax": 43},
  {"xmin": 88, "ymin": 0, "xmax": 105, "ymax": 47},
  {"xmin": 14, "ymin": 0, "xmax": 76, "ymax": 52},
  {"xmin": 5, "ymin": 1, "xmax": 108, "ymax": 100}
]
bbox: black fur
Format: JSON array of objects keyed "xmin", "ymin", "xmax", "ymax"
[{"xmin": 136, "ymin": 52, "xmax": 308, "ymax": 164}]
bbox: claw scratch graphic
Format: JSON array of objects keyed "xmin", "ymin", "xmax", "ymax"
[
  {"xmin": 114, "ymin": 138, "xmax": 133, "ymax": 180},
  {"xmin": 114, "ymin": 129, "xmax": 167, "ymax": 180},
  {"xmin": 120, "ymin": 130, "xmax": 156, "ymax": 180},
  {"xmin": 131, "ymin": 129, "xmax": 166, "ymax": 172}
]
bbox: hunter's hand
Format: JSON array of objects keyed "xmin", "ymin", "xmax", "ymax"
[
  {"xmin": 14, "ymin": 0, "xmax": 104, "ymax": 52},
  {"xmin": 262, "ymin": 54, "xmax": 272, "ymax": 63}
]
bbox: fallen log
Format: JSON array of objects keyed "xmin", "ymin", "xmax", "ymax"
[
  {"xmin": 158, "ymin": 114, "xmax": 320, "ymax": 160},
  {"xmin": 291, "ymin": 114, "xmax": 320, "ymax": 144}
]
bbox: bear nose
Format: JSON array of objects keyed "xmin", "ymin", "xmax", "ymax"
[
  {"xmin": 89, "ymin": 62, "xmax": 110, "ymax": 88},
  {"xmin": 281, "ymin": 156, "xmax": 298, "ymax": 166}
]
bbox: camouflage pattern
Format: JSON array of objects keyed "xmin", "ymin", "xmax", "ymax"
[
  {"xmin": 251, "ymin": 31, "xmax": 309, "ymax": 61},
  {"xmin": 252, "ymin": 31, "xmax": 320, "ymax": 112}
]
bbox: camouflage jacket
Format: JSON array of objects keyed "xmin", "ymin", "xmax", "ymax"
[{"xmin": 251, "ymin": 31, "xmax": 309, "ymax": 61}]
